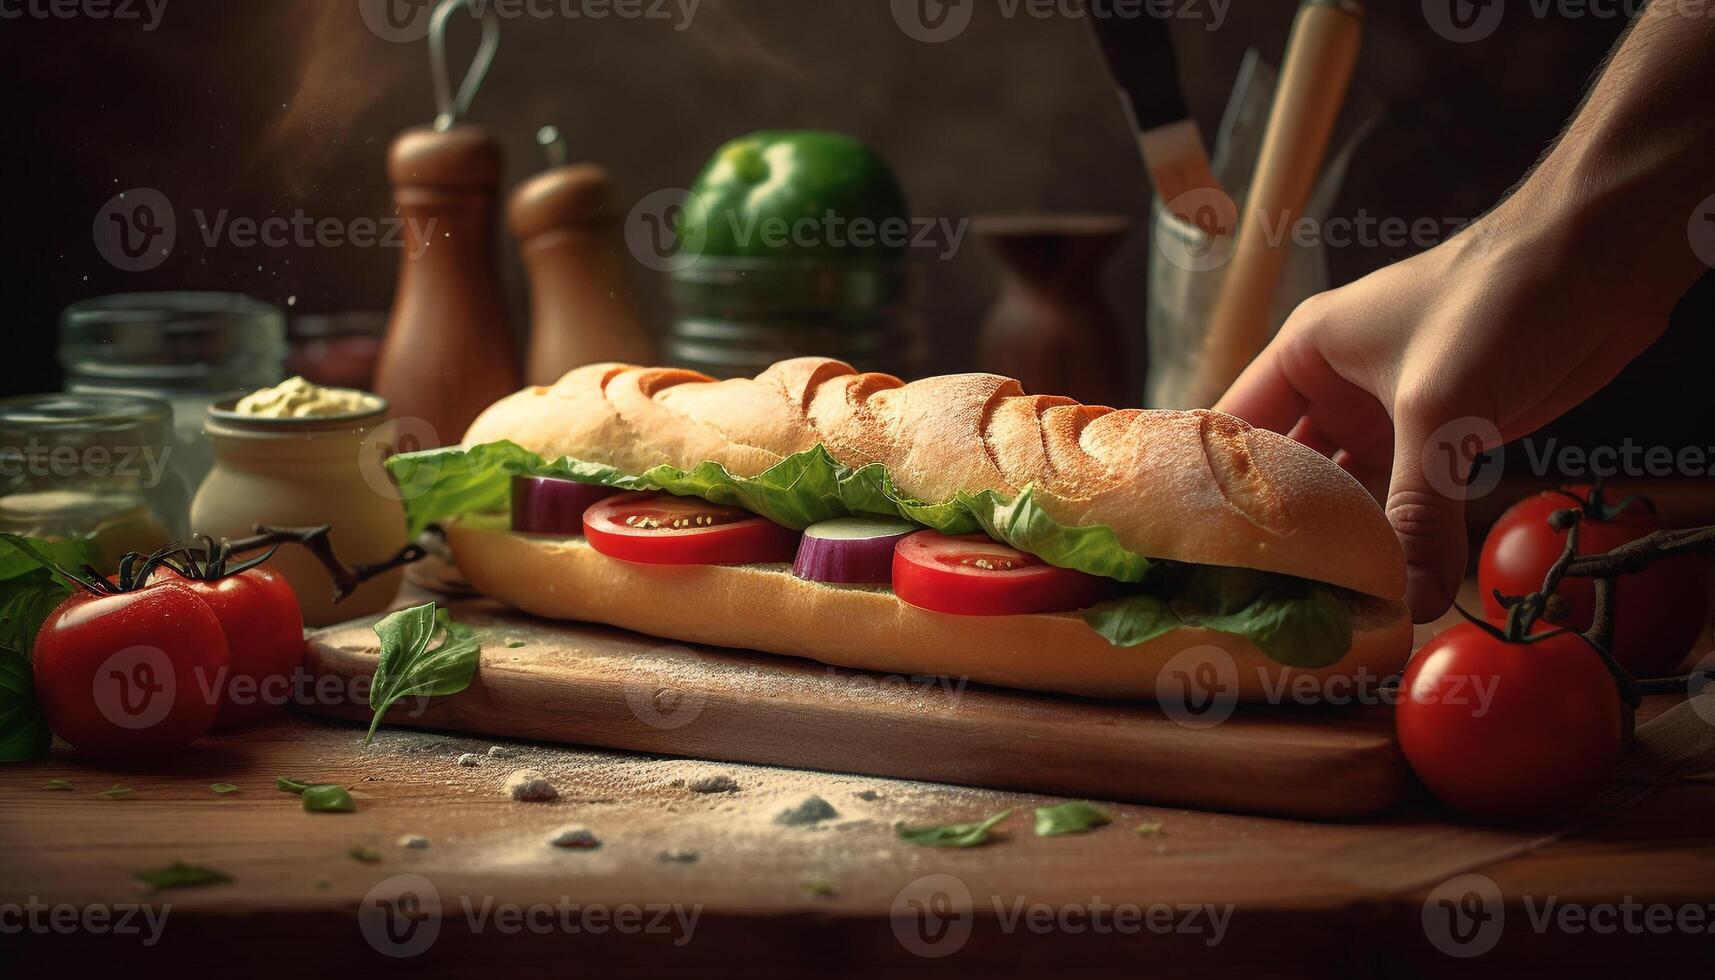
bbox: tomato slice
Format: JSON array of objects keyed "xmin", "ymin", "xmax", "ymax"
[
  {"xmin": 891, "ymin": 531, "xmax": 1113, "ymax": 616},
  {"xmin": 583, "ymin": 493, "xmax": 800, "ymax": 565}
]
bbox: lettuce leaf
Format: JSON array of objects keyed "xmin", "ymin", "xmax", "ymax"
[
  {"xmin": 386, "ymin": 442, "xmax": 1351, "ymax": 666},
  {"xmin": 388, "ymin": 441, "xmax": 1152, "ymax": 582},
  {"xmin": 1082, "ymin": 565, "xmax": 1353, "ymax": 668}
]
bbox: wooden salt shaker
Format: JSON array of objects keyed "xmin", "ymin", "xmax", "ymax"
[
  {"xmin": 509, "ymin": 138, "xmax": 653, "ymax": 385},
  {"xmin": 373, "ymin": 124, "xmax": 520, "ymax": 448}
]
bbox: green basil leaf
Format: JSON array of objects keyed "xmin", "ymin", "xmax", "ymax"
[
  {"xmin": 0, "ymin": 648, "xmax": 51, "ymax": 762},
  {"xmin": 1082, "ymin": 566, "xmax": 1353, "ymax": 668},
  {"xmin": 1034, "ymin": 802, "xmax": 1111, "ymax": 837},
  {"xmin": 0, "ymin": 534, "xmax": 99, "ymax": 761},
  {"xmin": 276, "ymin": 776, "xmax": 311, "ymax": 794},
  {"xmin": 0, "ymin": 533, "xmax": 95, "ymax": 584},
  {"xmin": 0, "ymin": 569, "xmax": 72, "ymax": 658},
  {"xmin": 895, "ymin": 809, "xmax": 1013, "ymax": 848},
  {"xmin": 41, "ymin": 778, "xmax": 73, "ymax": 791},
  {"xmin": 133, "ymin": 862, "xmax": 232, "ymax": 890},
  {"xmin": 210, "ymin": 783, "xmax": 240, "ymax": 794},
  {"xmin": 98, "ymin": 785, "xmax": 135, "ymax": 800},
  {"xmin": 301, "ymin": 784, "xmax": 355, "ymax": 813},
  {"xmin": 349, "ymin": 845, "xmax": 383, "ymax": 864},
  {"xmin": 365, "ymin": 603, "xmax": 481, "ymax": 744}
]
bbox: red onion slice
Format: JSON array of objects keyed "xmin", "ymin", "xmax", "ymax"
[
  {"xmin": 792, "ymin": 517, "xmax": 919, "ymax": 584},
  {"xmin": 511, "ymin": 476, "xmax": 624, "ymax": 535}
]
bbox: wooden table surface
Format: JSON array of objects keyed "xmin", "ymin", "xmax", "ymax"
[{"xmin": 4, "ymin": 597, "xmax": 1714, "ymax": 977}]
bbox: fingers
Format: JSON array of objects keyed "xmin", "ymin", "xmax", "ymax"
[
  {"xmin": 1213, "ymin": 349, "xmax": 1307, "ymax": 435},
  {"xmin": 1386, "ymin": 410, "xmax": 1476, "ymax": 623}
]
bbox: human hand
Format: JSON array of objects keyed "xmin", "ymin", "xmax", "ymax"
[{"xmin": 1215, "ymin": 205, "xmax": 1675, "ymax": 622}]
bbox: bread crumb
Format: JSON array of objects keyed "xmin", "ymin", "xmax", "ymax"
[
  {"xmin": 658, "ymin": 848, "xmax": 700, "ymax": 863},
  {"xmin": 399, "ymin": 835, "xmax": 430, "ymax": 849},
  {"xmin": 505, "ymin": 769, "xmax": 559, "ymax": 803},
  {"xmin": 549, "ymin": 826, "xmax": 601, "ymax": 849},
  {"xmin": 688, "ymin": 774, "xmax": 739, "ymax": 794},
  {"xmin": 456, "ymin": 753, "xmax": 483, "ymax": 768},
  {"xmin": 776, "ymin": 795, "xmax": 838, "ymax": 827},
  {"xmin": 487, "ymin": 745, "xmax": 516, "ymax": 759}
]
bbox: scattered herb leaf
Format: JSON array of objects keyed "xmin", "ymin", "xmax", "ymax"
[
  {"xmin": 349, "ymin": 845, "xmax": 383, "ymax": 864},
  {"xmin": 365, "ymin": 603, "xmax": 481, "ymax": 744},
  {"xmin": 895, "ymin": 809, "xmax": 1013, "ymax": 848},
  {"xmin": 804, "ymin": 878, "xmax": 837, "ymax": 898},
  {"xmin": 302, "ymin": 784, "xmax": 356, "ymax": 813},
  {"xmin": 1034, "ymin": 802, "xmax": 1111, "ymax": 837},
  {"xmin": 41, "ymin": 778, "xmax": 73, "ymax": 791},
  {"xmin": 210, "ymin": 783, "xmax": 240, "ymax": 794},
  {"xmin": 504, "ymin": 638, "xmax": 526, "ymax": 649},
  {"xmin": 1135, "ymin": 821, "xmax": 1167, "ymax": 838},
  {"xmin": 133, "ymin": 862, "xmax": 232, "ymax": 891},
  {"xmin": 277, "ymin": 777, "xmax": 311, "ymax": 794},
  {"xmin": 98, "ymin": 785, "xmax": 134, "ymax": 801}
]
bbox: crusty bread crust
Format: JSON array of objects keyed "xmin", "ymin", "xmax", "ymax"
[
  {"xmin": 447, "ymin": 523, "xmax": 1413, "ymax": 702},
  {"xmin": 464, "ymin": 359, "xmax": 1406, "ymax": 600}
]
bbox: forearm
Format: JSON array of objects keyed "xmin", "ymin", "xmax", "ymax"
[{"xmin": 1494, "ymin": 5, "xmax": 1715, "ymax": 308}]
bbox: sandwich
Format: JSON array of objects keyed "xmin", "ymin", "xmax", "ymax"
[{"xmin": 387, "ymin": 358, "xmax": 1411, "ymax": 700}]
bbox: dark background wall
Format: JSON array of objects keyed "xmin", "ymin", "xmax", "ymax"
[{"xmin": 1, "ymin": 0, "xmax": 1709, "ymax": 461}]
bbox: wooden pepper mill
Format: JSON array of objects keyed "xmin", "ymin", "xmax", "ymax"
[
  {"xmin": 373, "ymin": 124, "xmax": 521, "ymax": 448},
  {"xmin": 509, "ymin": 127, "xmax": 654, "ymax": 385}
]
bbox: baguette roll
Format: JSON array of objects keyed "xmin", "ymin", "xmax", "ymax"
[
  {"xmin": 446, "ymin": 525, "xmax": 1412, "ymax": 701},
  {"xmin": 465, "ymin": 358, "xmax": 1406, "ymax": 600}
]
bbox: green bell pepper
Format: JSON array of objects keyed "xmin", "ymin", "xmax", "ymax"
[{"xmin": 677, "ymin": 130, "xmax": 909, "ymax": 261}]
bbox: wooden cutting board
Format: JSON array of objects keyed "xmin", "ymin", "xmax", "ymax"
[{"xmin": 299, "ymin": 600, "xmax": 1411, "ymax": 821}]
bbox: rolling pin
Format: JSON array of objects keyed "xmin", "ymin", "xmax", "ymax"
[
  {"xmin": 1191, "ymin": 0, "xmax": 1364, "ymax": 407},
  {"xmin": 509, "ymin": 128, "xmax": 655, "ymax": 385}
]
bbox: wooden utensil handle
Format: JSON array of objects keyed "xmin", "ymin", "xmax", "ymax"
[{"xmin": 1193, "ymin": 0, "xmax": 1364, "ymax": 406}]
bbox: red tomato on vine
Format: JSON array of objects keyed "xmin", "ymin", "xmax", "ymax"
[
  {"xmin": 1397, "ymin": 620, "xmax": 1624, "ymax": 820},
  {"xmin": 1479, "ymin": 485, "xmax": 1710, "ymax": 677}
]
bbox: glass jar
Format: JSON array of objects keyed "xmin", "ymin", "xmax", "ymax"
[
  {"xmin": 668, "ymin": 257, "xmax": 920, "ymax": 379},
  {"xmin": 190, "ymin": 396, "xmax": 406, "ymax": 627},
  {"xmin": 59, "ymin": 292, "xmax": 288, "ymax": 500},
  {"xmin": 0, "ymin": 393, "xmax": 187, "ymax": 571}
]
